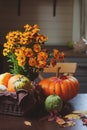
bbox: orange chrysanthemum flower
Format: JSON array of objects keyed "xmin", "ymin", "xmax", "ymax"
[
  {"xmin": 28, "ymin": 57, "xmax": 37, "ymax": 67},
  {"xmin": 37, "ymin": 51, "xmax": 48, "ymax": 61},
  {"xmin": 2, "ymin": 24, "xmax": 64, "ymax": 79},
  {"xmin": 33, "ymin": 43, "xmax": 41, "ymax": 53}
]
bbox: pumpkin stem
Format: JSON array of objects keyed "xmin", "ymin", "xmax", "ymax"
[{"xmin": 56, "ymin": 67, "xmax": 61, "ymax": 77}]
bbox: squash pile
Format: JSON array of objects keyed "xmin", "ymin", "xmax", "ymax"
[
  {"xmin": 0, "ymin": 72, "xmax": 31, "ymax": 92},
  {"xmin": 0, "ymin": 72, "xmax": 80, "ymax": 102},
  {"xmin": 0, "ymin": 72, "xmax": 80, "ymax": 115}
]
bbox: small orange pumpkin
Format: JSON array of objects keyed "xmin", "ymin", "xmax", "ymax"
[
  {"xmin": 0, "ymin": 72, "xmax": 12, "ymax": 87},
  {"xmin": 39, "ymin": 75, "xmax": 80, "ymax": 101}
]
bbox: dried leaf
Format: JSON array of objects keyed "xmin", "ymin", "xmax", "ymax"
[
  {"xmin": 72, "ymin": 110, "xmax": 87, "ymax": 118},
  {"xmin": 67, "ymin": 120, "xmax": 75, "ymax": 127},
  {"xmin": 24, "ymin": 121, "xmax": 32, "ymax": 126},
  {"xmin": 60, "ymin": 121, "xmax": 75, "ymax": 128},
  {"xmin": 56, "ymin": 117, "xmax": 75, "ymax": 127},
  {"xmin": 56, "ymin": 117, "xmax": 66, "ymax": 125},
  {"xmin": 48, "ymin": 112, "xmax": 55, "ymax": 121},
  {"xmin": 73, "ymin": 110, "xmax": 87, "ymax": 114},
  {"xmin": 64, "ymin": 114, "xmax": 80, "ymax": 119},
  {"xmin": 48, "ymin": 116, "xmax": 55, "ymax": 121},
  {"xmin": 82, "ymin": 118, "xmax": 87, "ymax": 125},
  {"xmin": 72, "ymin": 110, "xmax": 82, "ymax": 114}
]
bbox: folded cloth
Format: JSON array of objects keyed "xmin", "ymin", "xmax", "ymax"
[
  {"xmin": 0, "ymin": 89, "xmax": 36, "ymax": 104},
  {"xmin": 0, "ymin": 85, "xmax": 7, "ymax": 92},
  {"xmin": 0, "ymin": 91, "xmax": 17, "ymax": 99}
]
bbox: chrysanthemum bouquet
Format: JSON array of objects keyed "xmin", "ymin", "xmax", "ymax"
[{"xmin": 3, "ymin": 24, "xmax": 64, "ymax": 80}]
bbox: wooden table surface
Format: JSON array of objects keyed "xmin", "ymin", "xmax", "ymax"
[{"xmin": 0, "ymin": 94, "xmax": 87, "ymax": 130}]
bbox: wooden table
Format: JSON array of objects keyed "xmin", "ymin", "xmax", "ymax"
[{"xmin": 0, "ymin": 94, "xmax": 87, "ymax": 130}]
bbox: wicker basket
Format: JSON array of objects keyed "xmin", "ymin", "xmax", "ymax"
[{"xmin": 0, "ymin": 90, "xmax": 36, "ymax": 116}]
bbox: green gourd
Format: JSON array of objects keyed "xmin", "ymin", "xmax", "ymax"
[{"xmin": 45, "ymin": 94, "xmax": 63, "ymax": 112}]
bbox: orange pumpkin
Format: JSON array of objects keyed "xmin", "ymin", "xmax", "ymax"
[
  {"xmin": 39, "ymin": 75, "xmax": 80, "ymax": 101},
  {"xmin": 0, "ymin": 72, "xmax": 12, "ymax": 87}
]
